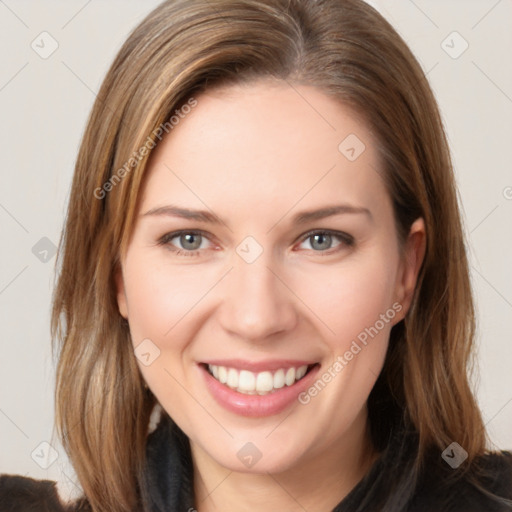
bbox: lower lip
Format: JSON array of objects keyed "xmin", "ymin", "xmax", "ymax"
[{"xmin": 200, "ymin": 363, "xmax": 320, "ymax": 417}]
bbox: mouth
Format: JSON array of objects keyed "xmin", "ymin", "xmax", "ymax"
[
  {"xmin": 199, "ymin": 360, "xmax": 321, "ymax": 417},
  {"xmin": 200, "ymin": 362, "xmax": 320, "ymax": 396}
]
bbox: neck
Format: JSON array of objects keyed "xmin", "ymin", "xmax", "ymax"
[{"xmin": 191, "ymin": 408, "xmax": 377, "ymax": 512}]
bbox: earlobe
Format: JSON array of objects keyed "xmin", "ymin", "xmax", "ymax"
[
  {"xmin": 114, "ymin": 266, "xmax": 129, "ymax": 319},
  {"xmin": 394, "ymin": 217, "xmax": 426, "ymax": 320}
]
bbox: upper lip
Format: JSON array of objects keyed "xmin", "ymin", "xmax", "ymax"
[{"xmin": 200, "ymin": 359, "xmax": 319, "ymax": 372}]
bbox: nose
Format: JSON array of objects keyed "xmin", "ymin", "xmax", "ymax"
[{"xmin": 218, "ymin": 254, "xmax": 298, "ymax": 342}]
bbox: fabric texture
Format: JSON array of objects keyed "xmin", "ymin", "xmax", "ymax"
[{"xmin": 1, "ymin": 413, "xmax": 512, "ymax": 511}]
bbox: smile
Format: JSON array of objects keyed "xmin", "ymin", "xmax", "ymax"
[
  {"xmin": 199, "ymin": 360, "xmax": 321, "ymax": 417},
  {"xmin": 206, "ymin": 363, "xmax": 312, "ymax": 395}
]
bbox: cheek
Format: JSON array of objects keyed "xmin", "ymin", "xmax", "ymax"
[
  {"xmin": 290, "ymin": 254, "xmax": 399, "ymax": 427},
  {"xmin": 292, "ymin": 251, "xmax": 400, "ymax": 347},
  {"xmin": 122, "ymin": 253, "xmax": 217, "ymax": 345},
  {"xmin": 121, "ymin": 253, "xmax": 218, "ymax": 414}
]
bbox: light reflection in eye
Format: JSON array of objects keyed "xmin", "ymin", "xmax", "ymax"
[{"xmin": 157, "ymin": 229, "xmax": 355, "ymax": 258}]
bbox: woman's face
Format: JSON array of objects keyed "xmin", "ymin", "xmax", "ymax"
[{"xmin": 116, "ymin": 80, "xmax": 424, "ymax": 475}]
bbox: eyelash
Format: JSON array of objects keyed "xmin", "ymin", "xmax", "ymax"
[{"xmin": 157, "ymin": 229, "xmax": 355, "ymax": 258}]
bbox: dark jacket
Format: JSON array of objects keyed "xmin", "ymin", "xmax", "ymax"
[{"xmin": 1, "ymin": 414, "xmax": 512, "ymax": 511}]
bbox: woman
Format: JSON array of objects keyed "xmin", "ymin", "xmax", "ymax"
[{"xmin": 1, "ymin": 0, "xmax": 511, "ymax": 510}]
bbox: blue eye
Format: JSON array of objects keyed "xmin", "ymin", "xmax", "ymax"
[
  {"xmin": 158, "ymin": 230, "xmax": 211, "ymax": 257},
  {"xmin": 297, "ymin": 230, "xmax": 354, "ymax": 254},
  {"xmin": 173, "ymin": 232, "xmax": 203, "ymax": 251},
  {"xmin": 157, "ymin": 229, "xmax": 354, "ymax": 257}
]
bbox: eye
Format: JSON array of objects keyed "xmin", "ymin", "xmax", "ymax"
[
  {"xmin": 296, "ymin": 230, "xmax": 354, "ymax": 254},
  {"xmin": 157, "ymin": 230, "xmax": 213, "ymax": 257},
  {"xmin": 157, "ymin": 228, "xmax": 354, "ymax": 257}
]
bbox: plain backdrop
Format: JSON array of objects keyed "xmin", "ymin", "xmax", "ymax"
[{"xmin": 1, "ymin": 0, "xmax": 511, "ymax": 500}]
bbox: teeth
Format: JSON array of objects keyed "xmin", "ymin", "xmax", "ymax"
[
  {"xmin": 256, "ymin": 371, "xmax": 273, "ymax": 393},
  {"xmin": 217, "ymin": 366, "xmax": 227, "ymax": 384},
  {"xmin": 207, "ymin": 364, "xmax": 310, "ymax": 395},
  {"xmin": 238, "ymin": 370, "xmax": 254, "ymax": 391},
  {"xmin": 285, "ymin": 367, "xmax": 295, "ymax": 386},
  {"xmin": 227, "ymin": 368, "xmax": 239, "ymax": 388},
  {"xmin": 273, "ymin": 369, "xmax": 285, "ymax": 389},
  {"xmin": 296, "ymin": 365, "xmax": 307, "ymax": 380}
]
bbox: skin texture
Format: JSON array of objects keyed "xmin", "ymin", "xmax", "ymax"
[{"xmin": 116, "ymin": 80, "xmax": 426, "ymax": 511}]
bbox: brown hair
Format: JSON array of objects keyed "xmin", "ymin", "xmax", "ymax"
[{"xmin": 52, "ymin": 0, "xmax": 488, "ymax": 510}]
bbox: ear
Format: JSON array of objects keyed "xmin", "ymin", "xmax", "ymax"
[
  {"xmin": 393, "ymin": 217, "xmax": 426, "ymax": 322},
  {"xmin": 114, "ymin": 264, "xmax": 129, "ymax": 319}
]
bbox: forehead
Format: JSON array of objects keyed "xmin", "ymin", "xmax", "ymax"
[{"xmin": 138, "ymin": 80, "xmax": 388, "ymax": 225}]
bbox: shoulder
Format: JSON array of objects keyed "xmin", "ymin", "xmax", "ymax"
[
  {"xmin": 0, "ymin": 474, "xmax": 90, "ymax": 512},
  {"xmin": 410, "ymin": 450, "xmax": 512, "ymax": 511}
]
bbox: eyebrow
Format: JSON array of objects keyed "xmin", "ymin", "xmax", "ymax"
[
  {"xmin": 291, "ymin": 204, "xmax": 372, "ymax": 224},
  {"xmin": 142, "ymin": 203, "xmax": 372, "ymax": 227}
]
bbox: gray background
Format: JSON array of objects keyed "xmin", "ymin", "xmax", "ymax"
[{"xmin": 0, "ymin": 0, "xmax": 511, "ymax": 500}]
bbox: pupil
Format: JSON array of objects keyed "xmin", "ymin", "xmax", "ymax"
[
  {"xmin": 181, "ymin": 233, "xmax": 201, "ymax": 250},
  {"xmin": 312, "ymin": 234, "xmax": 331, "ymax": 251}
]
